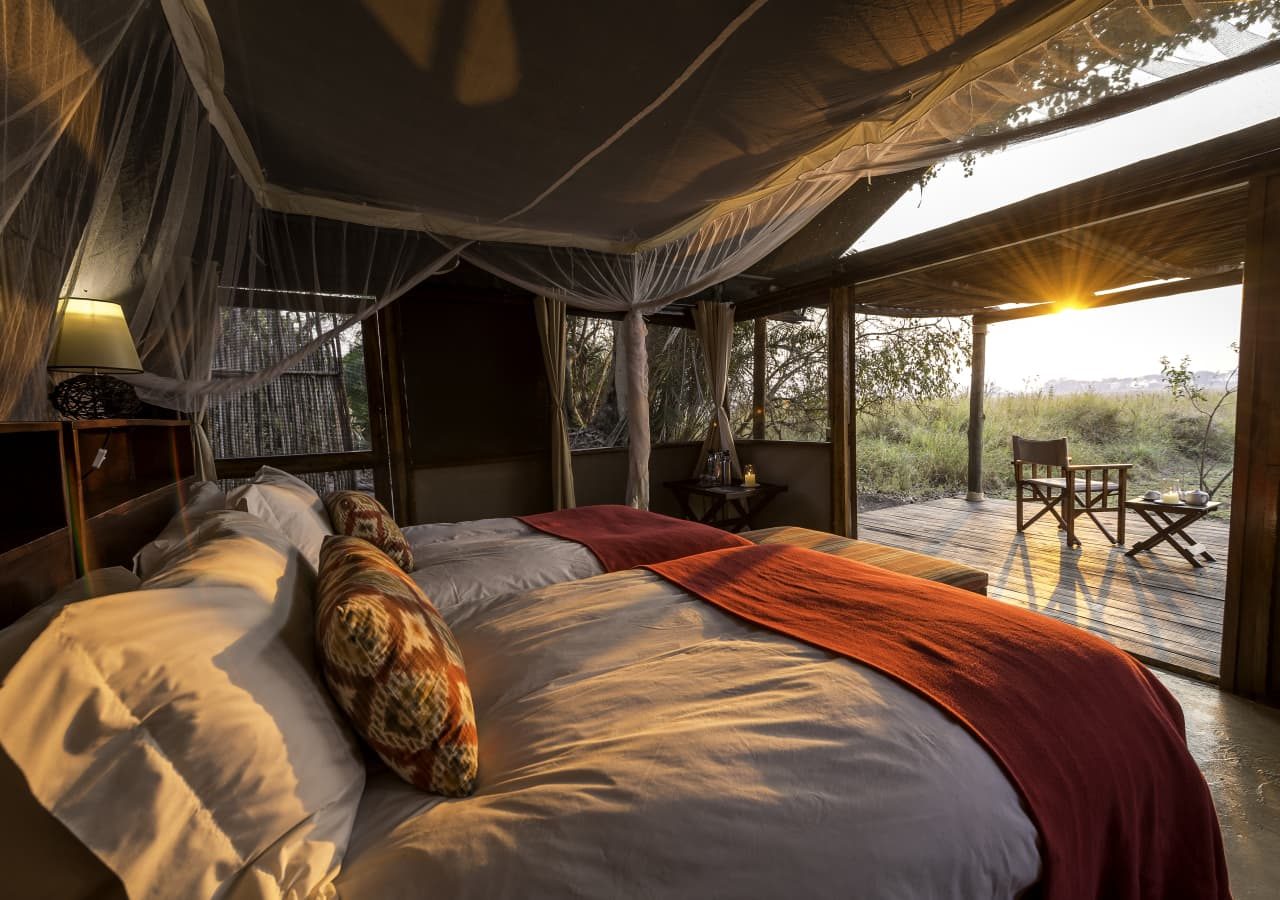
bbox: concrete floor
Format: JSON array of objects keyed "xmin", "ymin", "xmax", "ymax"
[{"xmin": 1155, "ymin": 671, "xmax": 1280, "ymax": 898}]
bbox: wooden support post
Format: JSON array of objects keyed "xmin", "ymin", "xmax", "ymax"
[
  {"xmin": 828, "ymin": 287, "xmax": 856, "ymax": 537},
  {"xmin": 376, "ymin": 303, "xmax": 414, "ymax": 524},
  {"xmin": 1221, "ymin": 172, "xmax": 1280, "ymax": 703},
  {"xmin": 361, "ymin": 314, "xmax": 393, "ymax": 511},
  {"xmin": 752, "ymin": 317, "xmax": 766, "ymax": 440},
  {"xmin": 967, "ymin": 319, "xmax": 989, "ymax": 501}
]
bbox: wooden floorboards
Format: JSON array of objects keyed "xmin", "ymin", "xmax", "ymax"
[{"xmin": 859, "ymin": 497, "xmax": 1227, "ymax": 681}]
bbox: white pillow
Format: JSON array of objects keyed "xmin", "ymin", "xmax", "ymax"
[
  {"xmin": 228, "ymin": 465, "xmax": 333, "ymax": 569},
  {"xmin": 0, "ymin": 568, "xmax": 140, "ymax": 900},
  {"xmin": 1, "ymin": 567, "xmax": 140, "ymax": 680},
  {"xmin": 0, "ymin": 512, "xmax": 363, "ymax": 899},
  {"xmin": 144, "ymin": 509, "xmax": 312, "ymax": 602},
  {"xmin": 132, "ymin": 480, "xmax": 226, "ymax": 578}
]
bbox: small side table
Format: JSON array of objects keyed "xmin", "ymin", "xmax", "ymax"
[
  {"xmin": 1124, "ymin": 498, "xmax": 1222, "ymax": 568},
  {"xmin": 664, "ymin": 479, "xmax": 787, "ymax": 533}
]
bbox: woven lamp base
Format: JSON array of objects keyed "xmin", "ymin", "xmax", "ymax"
[{"xmin": 50, "ymin": 373, "xmax": 144, "ymax": 420}]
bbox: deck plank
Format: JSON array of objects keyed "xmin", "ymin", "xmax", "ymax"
[{"xmin": 859, "ymin": 497, "xmax": 1226, "ymax": 681}]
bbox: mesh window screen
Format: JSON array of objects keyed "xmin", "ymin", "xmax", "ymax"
[
  {"xmin": 765, "ymin": 310, "xmax": 830, "ymax": 442},
  {"xmin": 208, "ymin": 307, "xmax": 370, "ymax": 460},
  {"xmin": 218, "ymin": 468, "xmax": 374, "ymax": 497},
  {"xmin": 648, "ymin": 324, "xmax": 712, "ymax": 446},
  {"xmin": 566, "ymin": 318, "xmax": 756, "ymax": 449},
  {"xmin": 565, "ymin": 316, "xmax": 622, "ymax": 450}
]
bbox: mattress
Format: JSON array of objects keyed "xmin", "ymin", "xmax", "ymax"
[{"xmin": 333, "ymin": 566, "xmax": 1039, "ymax": 899}]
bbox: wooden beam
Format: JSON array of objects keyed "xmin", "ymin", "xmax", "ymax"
[
  {"xmin": 966, "ymin": 320, "xmax": 988, "ymax": 501},
  {"xmin": 752, "ymin": 317, "xmax": 766, "ymax": 440},
  {"xmin": 978, "ymin": 269, "xmax": 1244, "ymax": 324},
  {"xmin": 220, "ymin": 288, "xmax": 370, "ymax": 314},
  {"xmin": 736, "ymin": 118, "xmax": 1280, "ymax": 321},
  {"xmin": 828, "ymin": 287, "xmax": 856, "ymax": 537},
  {"xmin": 1220, "ymin": 172, "xmax": 1280, "ymax": 704},
  {"xmin": 378, "ymin": 300, "xmax": 414, "ymax": 523}
]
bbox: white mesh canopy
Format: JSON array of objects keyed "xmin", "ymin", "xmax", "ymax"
[{"xmin": 2, "ymin": 0, "xmax": 1276, "ymax": 506}]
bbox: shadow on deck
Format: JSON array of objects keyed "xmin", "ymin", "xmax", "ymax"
[{"xmin": 859, "ymin": 497, "xmax": 1227, "ymax": 681}]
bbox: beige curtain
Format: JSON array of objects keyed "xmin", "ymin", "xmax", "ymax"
[
  {"xmin": 535, "ymin": 297, "xmax": 576, "ymax": 510},
  {"xmin": 693, "ymin": 300, "xmax": 741, "ymax": 482}
]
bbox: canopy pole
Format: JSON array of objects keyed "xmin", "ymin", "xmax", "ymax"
[{"xmin": 966, "ymin": 319, "xmax": 988, "ymax": 502}]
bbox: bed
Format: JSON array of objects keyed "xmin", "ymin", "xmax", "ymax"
[
  {"xmin": 0, "ymin": 468, "xmax": 1224, "ymax": 900},
  {"xmin": 334, "ymin": 564, "xmax": 1038, "ymax": 898}
]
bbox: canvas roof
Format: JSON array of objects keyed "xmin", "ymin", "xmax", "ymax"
[{"xmin": 172, "ymin": 0, "xmax": 1091, "ymax": 252}]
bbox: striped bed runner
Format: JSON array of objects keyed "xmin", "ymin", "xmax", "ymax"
[{"xmin": 743, "ymin": 526, "xmax": 988, "ymax": 596}]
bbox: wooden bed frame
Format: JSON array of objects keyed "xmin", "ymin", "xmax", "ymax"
[{"xmin": 0, "ymin": 420, "xmax": 195, "ymax": 629}]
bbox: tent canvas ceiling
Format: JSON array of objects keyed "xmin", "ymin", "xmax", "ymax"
[{"xmin": 185, "ymin": 0, "xmax": 1073, "ymax": 250}]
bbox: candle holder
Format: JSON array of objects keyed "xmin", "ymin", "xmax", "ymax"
[{"xmin": 742, "ymin": 464, "xmax": 757, "ymax": 488}]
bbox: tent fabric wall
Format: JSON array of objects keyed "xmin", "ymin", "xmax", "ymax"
[
  {"xmin": 1, "ymin": 0, "xmax": 1275, "ymax": 507},
  {"xmin": 1, "ymin": 7, "xmax": 464, "ymax": 422},
  {"xmin": 0, "ymin": 0, "xmax": 150, "ymax": 419}
]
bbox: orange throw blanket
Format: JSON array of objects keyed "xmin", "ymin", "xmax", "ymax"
[
  {"xmin": 518, "ymin": 504, "xmax": 750, "ymax": 572},
  {"xmin": 646, "ymin": 544, "xmax": 1229, "ymax": 900}
]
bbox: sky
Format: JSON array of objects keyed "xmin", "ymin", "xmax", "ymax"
[{"xmin": 851, "ymin": 62, "xmax": 1280, "ymax": 392}]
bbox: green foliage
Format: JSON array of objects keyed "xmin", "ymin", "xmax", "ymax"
[
  {"xmin": 565, "ymin": 316, "xmax": 623, "ymax": 447},
  {"xmin": 648, "ymin": 325, "xmax": 711, "ymax": 444},
  {"xmin": 912, "ymin": 2, "xmax": 1280, "ymax": 186},
  {"xmin": 759, "ymin": 310, "xmax": 970, "ymax": 441},
  {"xmin": 566, "ymin": 308, "xmax": 971, "ymax": 447},
  {"xmin": 341, "ymin": 340, "xmax": 369, "ymax": 447},
  {"xmin": 1159, "ymin": 346, "xmax": 1239, "ymax": 498},
  {"xmin": 762, "ymin": 312, "xmax": 828, "ymax": 440},
  {"xmin": 857, "ymin": 389, "xmax": 1237, "ymax": 514},
  {"xmin": 855, "ymin": 315, "xmax": 970, "ymax": 416}
]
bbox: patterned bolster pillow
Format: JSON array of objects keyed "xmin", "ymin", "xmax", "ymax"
[
  {"xmin": 324, "ymin": 490, "xmax": 414, "ymax": 571},
  {"xmin": 315, "ymin": 535, "xmax": 478, "ymax": 797}
]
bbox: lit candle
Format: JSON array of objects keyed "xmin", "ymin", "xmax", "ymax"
[
  {"xmin": 1159, "ymin": 490, "xmax": 1180, "ymax": 504},
  {"xmin": 743, "ymin": 464, "xmax": 757, "ymax": 487}
]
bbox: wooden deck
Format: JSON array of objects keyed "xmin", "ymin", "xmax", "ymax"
[{"xmin": 859, "ymin": 497, "xmax": 1228, "ymax": 681}]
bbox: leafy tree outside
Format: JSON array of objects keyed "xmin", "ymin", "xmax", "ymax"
[
  {"xmin": 564, "ymin": 308, "xmax": 970, "ymax": 449},
  {"xmin": 1160, "ymin": 344, "xmax": 1238, "ymax": 499}
]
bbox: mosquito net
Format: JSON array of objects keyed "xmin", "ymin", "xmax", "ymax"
[{"xmin": 2, "ymin": 0, "xmax": 1276, "ymax": 505}]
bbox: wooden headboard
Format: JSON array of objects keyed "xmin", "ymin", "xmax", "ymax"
[
  {"xmin": 0, "ymin": 423, "xmax": 75, "ymax": 627},
  {"xmin": 0, "ymin": 419, "xmax": 196, "ymax": 628}
]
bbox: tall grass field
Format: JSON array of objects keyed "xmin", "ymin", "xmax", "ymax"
[{"xmin": 857, "ymin": 389, "xmax": 1237, "ymax": 516}]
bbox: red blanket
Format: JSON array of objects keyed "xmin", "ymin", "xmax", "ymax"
[
  {"xmin": 646, "ymin": 544, "xmax": 1229, "ymax": 900},
  {"xmin": 517, "ymin": 504, "xmax": 750, "ymax": 572}
]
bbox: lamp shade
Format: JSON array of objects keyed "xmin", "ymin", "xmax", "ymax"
[{"xmin": 47, "ymin": 298, "xmax": 142, "ymax": 373}]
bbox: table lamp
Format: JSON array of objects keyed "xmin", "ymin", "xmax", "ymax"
[{"xmin": 47, "ymin": 298, "xmax": 144, "ymax": 419}]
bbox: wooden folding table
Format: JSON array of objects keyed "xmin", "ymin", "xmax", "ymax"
[{"xmin": 1124, "ymin": 498, "xmax": 1221, "ymax": 568}]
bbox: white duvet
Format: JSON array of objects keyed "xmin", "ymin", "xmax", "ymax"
[
  {"xmin": 403, "ymin": 517, "xmax": 601, "ymax": 614},
  {"xmin": 334, "ymin": 567, "xmax": 1041, "ymax": 899}
]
